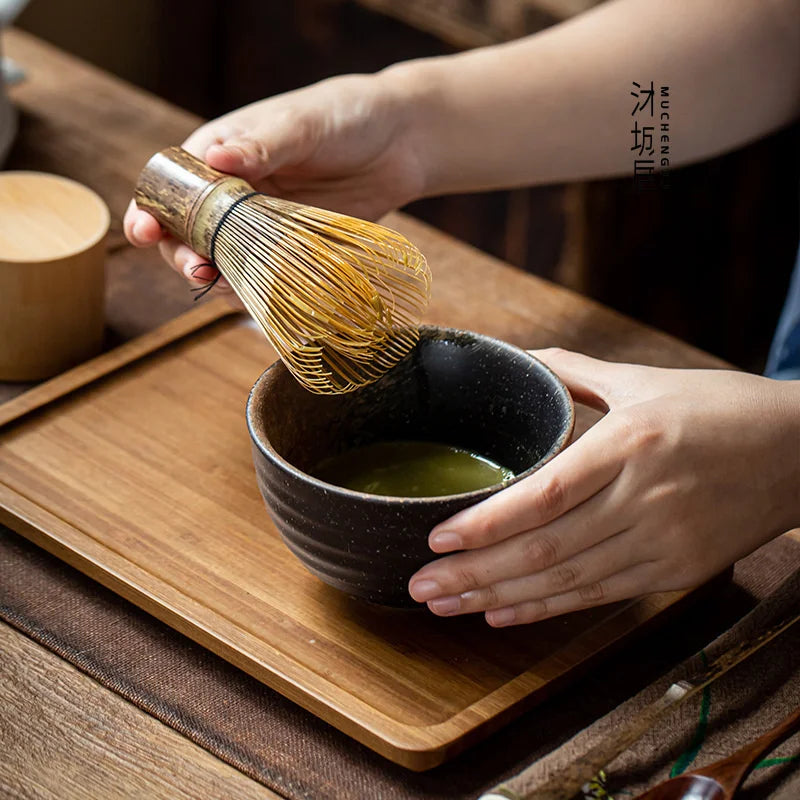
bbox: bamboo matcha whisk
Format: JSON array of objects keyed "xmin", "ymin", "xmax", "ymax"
[{"xmin": 135, "ymin": 146, "xmax": 431, "ymax": 394}]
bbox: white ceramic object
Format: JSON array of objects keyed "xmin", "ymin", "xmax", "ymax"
[{"xmin": 0, "ymin": 0, "xmax": 29, "ymax": 166}]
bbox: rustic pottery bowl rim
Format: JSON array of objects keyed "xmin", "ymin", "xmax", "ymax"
[{"xmin": 246, "ymin": 324, "xmax": 575, "ymax": 504}]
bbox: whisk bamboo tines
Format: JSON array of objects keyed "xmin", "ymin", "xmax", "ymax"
[{"xmin": 134, "ymin": 146, "xmax": 431, "ymax": 394}]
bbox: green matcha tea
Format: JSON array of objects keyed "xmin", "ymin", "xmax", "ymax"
[{"xmin": 313, "ymin": 440, "xmax": 514, "ymax": 497}]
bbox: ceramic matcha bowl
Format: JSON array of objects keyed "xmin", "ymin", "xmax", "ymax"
[{"xmin": 246, "ymin": 325, "xmax": 574, "ymax": 607}]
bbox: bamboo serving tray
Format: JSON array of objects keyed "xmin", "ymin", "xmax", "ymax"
[{"xmin": 0, "ymin": 300, "xmax": 708, "ymax": 770}]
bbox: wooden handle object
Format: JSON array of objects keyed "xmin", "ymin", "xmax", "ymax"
[
  {"xmin": 134, "ymin": 146, "xmax": 253, "ymax": 259},
  {"xmin": 632, "ymin": 705, "xmax": 800, "ymax": 799},
  {"xmin": 0, "ymin": 172, "xmax": 109, "ymax": 381},
  {"xmin": 482, "ymin": 599, "xmax": 800, "ymax": 800}
]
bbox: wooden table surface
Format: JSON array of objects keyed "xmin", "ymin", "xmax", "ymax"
[{"xmin": 0, "ymin": 28, "xmax": 732, "ymax": 800}]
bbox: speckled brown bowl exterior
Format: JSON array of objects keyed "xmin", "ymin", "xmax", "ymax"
[{"xmin": 246, "ymin": 326, "xmax": 574, "ymax": 607}]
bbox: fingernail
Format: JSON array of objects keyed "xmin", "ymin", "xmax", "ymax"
[
  {"xmin": 131, "ymin": 218, "xmax": 148, "ymax": 244},
  {"xmin": 188, "ymin": 264, "xmax": 217, "ymax": 283},
  {"xmin": 486, "ymin": 607, "xmax": 516, "ymax": 627},
  {"xmin": 409, "ymin": 579, "xmax": 441, "ymax": 602},
  {"xmin": 429, "ymin": 596, "xmax": 460, "ymax": 615},
  {"xmin": 220, "ymin": 143, "xmax": 248, "ymax": 162},
  {"xmin": 430, "ymin": 531, "xmax": 462, "ymax": 552}
]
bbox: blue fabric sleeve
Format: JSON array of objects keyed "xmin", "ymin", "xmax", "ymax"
[{"xmin": 765, "ymin": 248, "xmax": 800, "ymax": 381}]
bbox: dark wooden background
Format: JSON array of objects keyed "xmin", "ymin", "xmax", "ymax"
[{"xmin": 16, "ymin": 0, "xmax": 800, "ymax": 371}]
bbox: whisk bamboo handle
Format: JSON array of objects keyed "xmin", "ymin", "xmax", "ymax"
[
  {"xmin": 133, "ymin": 146, "xmax": 431, "ymax": 394},
  {"xmin": 135, "ymin": 146, "xmax": 252, "ymax": 258}
]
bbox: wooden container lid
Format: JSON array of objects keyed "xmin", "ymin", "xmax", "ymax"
[{"xmin": 0, "ymin": 171, "xmax": 110, "ymax": 262}]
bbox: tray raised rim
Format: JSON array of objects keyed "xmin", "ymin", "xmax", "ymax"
[{"xmin": 0, "ymin": 304, "xmax": 709, "ymax": 770}]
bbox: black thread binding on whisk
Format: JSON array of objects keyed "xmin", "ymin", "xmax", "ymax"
[{"xmin": 191, "ymin": 190, "xmax": 261, "ymax": 301}]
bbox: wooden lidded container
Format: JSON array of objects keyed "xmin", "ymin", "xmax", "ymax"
[{"xmin": 0, "ymin": 172, "xmax": 109, "ymax": 381}]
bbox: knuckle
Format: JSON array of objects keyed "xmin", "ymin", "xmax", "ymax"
[
  {"xmin": 578, "ymin": 581, "xmax": 607, "ymax": 604},
  {"xmin": 551, "ymin": 559, "xmax": 582, "ymax": 593},
  {"xmin": 506, "ymin": 599, "xmax": 547, "ymax": 625},
  {"xmin": 635, "ymin": 427, "xmax": 663, "ymax": 453},
  {"xmin": 249, "ymin": 137, "xmax": 270, "ymax": 166},
  {"xmin": 643, "ymin": 481, "xmax": 675, "ymax": 507},
  {"xmin": 621, "ymin": 413, "xmax": 663, "ymax": 454},
  {"xmin": 470, "ymin": 511, "xmax": 497, "ymax": 544},
  {"xmin": 535, "ymin": 476, "xmax": 566, "ymax": 519},
  {"xmin": 522, "ymin": 532, "xmax": 561, "ymax": 571},
  {"xmin": 484, "ymin": 584, "xmax": 501, "ymax": 608},
  {"xmin": 469, "ymin": 583, "xmax": 501, "ymax": 610},
  {"xmin": 278, "ymin": 108, "xmax": 316, "ymax": 149},
  {"xmin": 157, "ymin": 240, "xmax": 178, "ymax": 268},
  {"xmin": 295, "ymin": 115, "xmax": 317, "ymax": 150},
  {"xmin": 453, "ymin": 565, "xmax": 481, "ymax": 592},
  {"xmin": 522, "ymin": 597, "xmax": 550, "ymax": 622},
  {"xmin": 665, "ymin": 554, "xmax": 705, "ymax": 589}
]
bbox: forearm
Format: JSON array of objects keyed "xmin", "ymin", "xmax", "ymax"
[
  {"xmin": 774, "ymin": 379, "xmax": 800, "ymax": 533},
  {"xmin": 382, "ymin": 0, "xmax": 800, "ymax": 194}
]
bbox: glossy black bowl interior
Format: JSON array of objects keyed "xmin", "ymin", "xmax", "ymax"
[{"xmin": 246, "ymin": 325, "xmax": 574, "ymax": 607}]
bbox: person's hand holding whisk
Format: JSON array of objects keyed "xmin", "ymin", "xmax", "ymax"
[
  {"xmin": 125, "ymin": 73, "xmax": 430, "ymax": 292},
  {"xmin": 126, "ymin": 0, "xmax": 800, "ymax": 626}
]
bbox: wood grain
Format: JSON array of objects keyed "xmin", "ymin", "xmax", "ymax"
[
  {"xmin": 0, "ymin": 311, "xmax": 718, "ymax": 770},
  {"xmin": 0, "ymin": 172, "xmax": 109, "ymax": 381},
  {"xmin": 0, "ymin": 621, "xmax": 280, "ymax": 800},
  {"xmin": 134, "ymin": 145, "xmax": 241, "ymax": 251},
  {"xmin": 0, "ymin": 298, "xmax": 235, "ymax": 429},
  {"xmin": 0, "ymin": 171, "xmax": 108, "ymax": 261}
]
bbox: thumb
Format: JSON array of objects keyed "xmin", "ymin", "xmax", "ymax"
[{"xmin": 529, "ymin": 348, "xmax": 652, "ymax": 411}]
